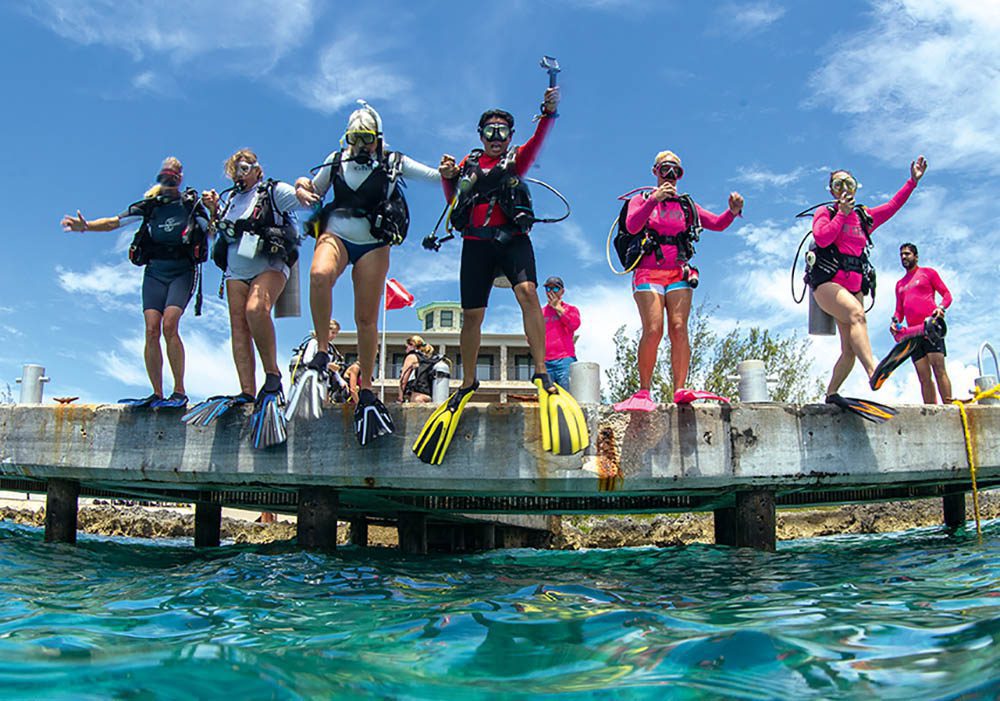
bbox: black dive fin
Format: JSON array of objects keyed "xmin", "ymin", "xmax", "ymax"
[
  {"xmin": 826, "ymin": 394, "xmax": 897, "ymax": 424},
  {"xmin": 870, "ymin": 335, "xmax": 922, "ymax": 390}
]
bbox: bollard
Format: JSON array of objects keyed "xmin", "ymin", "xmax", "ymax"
[
  {"xmin": 432, "ymin": 359, "xmax": 451, "ymax": 404},
  {"xmin": 733, "ymin": 360, "xmax": 770, "ymax": 403},
  {"xmin": 569, "ymin": 362, "xmax": 600, "ymax": 404},
  {"xmin": 975, "ymin": 343, "xmax": 999, "ymax": 405},
  {"xmin": 274, "ymin": 260, "xmax": 301, "ymax": 318},
  {"xmin": 16, "ymin": 364, "xmax": 50, "ymax": 404},
  {"xmin": 808, "ymin": 291, "xmax": 835, "ymax": 336}
]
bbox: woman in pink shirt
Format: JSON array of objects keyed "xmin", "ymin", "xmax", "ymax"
[
  {"xmin": 810, "ymin": 156, "xmax": 927, "ymax": 397},
  {"xmin": 615, "ymin": 151, "xmax": 743, "ymax": 411}
]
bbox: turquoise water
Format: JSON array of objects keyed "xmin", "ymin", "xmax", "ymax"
[{"xmin": 0, "ymin": 521, "xmax": 997, "ymax": 699}]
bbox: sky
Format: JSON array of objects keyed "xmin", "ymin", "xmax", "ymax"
[{"xmin": 1, "ymin": 0, "xmax": 998, "ymax": 405}]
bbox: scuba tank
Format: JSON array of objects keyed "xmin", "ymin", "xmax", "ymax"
[{"xmin": 274, "ymin": 260, "xmax": 301, "ymax": 318}]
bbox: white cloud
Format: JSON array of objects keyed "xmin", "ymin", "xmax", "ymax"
[
  {"xmin": 57, "ymin": 261, "xmax": 141, "ymax": 299},
  {"xmin": 535, "ymin": 220, "xmax": 603, "ymax": 268},
  {"xmin": 809, "ymin": 0, "xmax": 1000, "ymax": 174},
  {"xmin": 715, "ymin": 1, "xmax": 786, "ymax": 33},
  {"xmin": 733, "ymin": 165, "xmax": 814, "ymax": 189}
]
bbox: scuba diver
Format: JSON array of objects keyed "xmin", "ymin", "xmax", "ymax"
[
  {"xmin": 885, "ymin": 242, "xmax": 952, "ymax": 403},
  {"xmin": 413, "ymin": 85, "xmax": 589, "ymax": 465},
  {"xmin": 613, "ymin": 151, "xmax": 743, "ymax": 411},
  {"xmin": 806, "ymin": 156, "xmax": 927, "ymax": 422},
  {"xmin": 293, "ymin": 101, "xmax": 441, "ymax": 445},
  {"xmin": 398, "ymin": 335, "xmax": 441, "ymax": 403},
  {"xmin": 288, "ymin": 320, "xmax": 351, "ymax": 407},
  {"xmin": 182, "ymin": 150, "xmax": 301, "ymax": 449},
  {"xmin": 60, "ymin": 157, "xmax": 209, "ymax": 409}
]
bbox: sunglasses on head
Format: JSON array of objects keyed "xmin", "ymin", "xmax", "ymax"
[
  {"xmin": 480, "ymin": 123, "xmax": 512, "ymax": 142},
  {"xmin": 345, "ymin": 130, "xmax": 377, "ymax": 145},
  {"xmin": 156, "ymin": 169, "xmax": 182, "ymax": 187},
  {"xmin": 654, "ymin": 163, "xmax": 683, "ymax": 180}
]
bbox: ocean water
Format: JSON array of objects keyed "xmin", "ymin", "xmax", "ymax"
[{"xmin": 0, "ymin": 520, "xmax": 997, "ymax": 700}]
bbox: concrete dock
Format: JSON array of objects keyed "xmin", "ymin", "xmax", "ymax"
[{"xmin": 0, "ymin": 401, "xmax": 996, "ymax": 551}]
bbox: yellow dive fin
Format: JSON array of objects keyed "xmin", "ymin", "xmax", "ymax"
[
  {"xmin": 412, "ymin": 381, "xmax": 479, "ymax": 465},
  {"xmin": 533, "ymin": 373, "xmax": 589, "ymax": 455}
]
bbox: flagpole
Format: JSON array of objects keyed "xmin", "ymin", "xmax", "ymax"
[{"xmin": 379, "ymin": 290, "xmax": 387, "ymax": 402}]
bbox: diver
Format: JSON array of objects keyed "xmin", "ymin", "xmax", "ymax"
[
  {"xmin": 413, "ymin": 85, "xmax": 589, "ymax": 465},
  {"xmin": 182, "ymin": 150, "xmax": 302, "ymax": 449},
  {"xmin": 398, "ymin": 336, "xmax": 440, "ymax": 403},
  {"xmin": 614, "ymin": 151, "xmax": 743, "ymax": 411},
  {"xmin": 809, "ymin": 157, "xmax": 927, "ymax": 421},
  {"xmin": 293, "ymin": 102, "xmax": 441, "ymax": 445},
  {"xmin": 60, "ymin": 157, "xmax": 209, "ymax": 409},
  {"xmin": 890, "ymin": 242, "xmax": 952, "ymax": 403}
]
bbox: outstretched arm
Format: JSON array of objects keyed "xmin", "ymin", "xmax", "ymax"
[
  {"xmin": 696, "ymin": 193, "xmax": 743, "ymax": 231},
  {"xmin": 869, "ymin": 156, "xmax": 926, "ymax": 229},
  {"xmin": 400, "ymin": 156, "xmax": 441, "ymax": 182},
  {"xmin": 61, "ymin": 210, "xmax": 122, "ymax": 232}
]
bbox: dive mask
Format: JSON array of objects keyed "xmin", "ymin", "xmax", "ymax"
[
  {"xmin": 156, "ymin": 169, "xmax": 182, "ymax": 187},
  {"xmin": 345, "ymin": 130, "xmax": 377, "ymax": 145},
  {"xmin": 654, "ymin": 163, "xmax": 684, "ymax": 180},
  {"xmin": 480, "ymin": 123, "xmax": 512, "ymax": 142},
  {"xmin": 831, "ymin": 175, "xmax": 859, "ymax": 194}
]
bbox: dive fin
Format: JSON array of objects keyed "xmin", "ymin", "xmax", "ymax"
[
  {"xmin": 533, "ymin": 373, "xmax": 589, "ymax": 456},
  {"xmin": 249, "ymin": 375, "xmax": 287, "ymax": 449},
  {"xmin": 151, "ymin": 392, "xmax": 188, "ymax": 409},
  {"xmin": 613, "ymin": 390, "xmax": 657, "ymax": 412},
  {"xmin": 183, "ymin": 393, "xmax": 252, "ymax": 427},
  {"xmin": 119, "ymin": 394, "xmax": 162, "ymax": 408},
  {"xmin": 674, "ymin": 388, "xmax": 731, "ymax": 404},
  {"xmin": 826, "ymin": 393, "xmax": 897, "ymax": 424},
  {"xmin": 354, "ymin": 388, "xmax": 394, "ymax": 446},
  {"xmin": 412, "ymin": 381, "xmax": 479, "ymax": 465},
  {"xmin": 870, "ymin": 335, "xmax": 922, "ymax": 390},
  {"xmin": 285, "ymin": 369, "xmax": 326, "ymax": 421}
]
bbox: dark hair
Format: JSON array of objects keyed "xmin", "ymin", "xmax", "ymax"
[
  {"xmin": 900, "ymin": 242, "xmax": 918, "ymax": 256},
  {"xmin": 478, "ymin": 109, "xmax": 515, "ymax": 130},
  {"xmin": 828, "ymin": 169, "xmax": 854, "ymax": 187}
]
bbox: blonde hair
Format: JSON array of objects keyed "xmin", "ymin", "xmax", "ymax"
[
  {"xmin": 224, "ymin": 148, "xmax": 260, "ymax": 179},
  {"xmin": 346, "ymin": 108, "xmax": 378, "ymax": 135},
  {"xmin": 654, "ymin": 150, "xmax": 682, "ymax": 167},
  {"xmin": 407, "ymin": 335, "xmax": 434, "ymax": 356},
  {"xmin": 329, "ymin": 319, "xmax": 341, "ymax": 334},
  {"xmin": 144, "ymin": 156, "xmax": 183, "ymax": 198}
]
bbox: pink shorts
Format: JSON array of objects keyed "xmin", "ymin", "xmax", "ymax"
[{"xmin": 632, "ymin": 267, "xmax": 689, "ymax": 296}]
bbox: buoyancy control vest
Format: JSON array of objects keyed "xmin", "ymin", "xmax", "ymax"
[
  {"xmin": 308, "ymin": 150, "xmax": 409, "ymax": 246},
  {"xmin": 805, "ymin": 204, "xmax": 876, "ymax": 297},
  {"xmin": 212, "ymin": 179, "xmax": 301, "ymax": 271},
  {"xmin": 127, "ymin": 188, "xmax": 210, "ymax": 267},
  {"xmin": 404, "ymin": 349, "xmax": 444, "ymax": 398},
  {"xmin": 612, "ymin": 192, "xmax": 702, "ymax": 272},
  {"xmin": 448, "ymin": 148, "xmax": 535, "ymax": 238}
]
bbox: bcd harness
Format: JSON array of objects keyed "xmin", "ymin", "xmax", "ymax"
[
  {"xmin": 448, "ymin": 147, "xmax": 534, "ymax": 243},
  {"xmin": 127, "ymin": 188, "xmax": 210, "ymax": 315},
  {"xmin": 804, "ymin": 204, "xmax": 876, "ymax": 302},
  {"xmin": 405, "ymin": 350, "xmax": 445, "ymax": 397},
  {"xmin": 304, "ymin": 150, "xmax": 409, "ymax": 246},
  {"xmin": 212, "ymin": 179, "xmax": 301, "ymax": 272},
  {"xmin": 611, "ymin": 191, "xmax": 702, "ymax": 274}
]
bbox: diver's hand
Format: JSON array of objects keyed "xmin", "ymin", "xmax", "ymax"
[
  {"xmin": 542, "ymin": 86, "xmax": 560, "ymax": 114},
  {"xmin": 837, "ymin": 191, "xmax": 855, "ymax": 215},
  {"xmin": 439, "ymin": 155, "xmax": 459, "ymax": 179},
  {"xmin": 295, "ymin": 178, "xmax": 320, "ymax": 206},
  {"xmin": 911, "ymin": 155, "xmax": 927, "ymax": 182},
  {"xmin": 201, "ymin": 189, "xmax": 219, "ymax": 213},
  {"xmin": 61, "ymin": 210, "xmax": 87, "ymax": 232},
  {"xmin": 728, "ymin": 192, "xmax": 744, "ymax": 215},
  {"xmin": 651, "ymin": 183, "xmax": 675, "ymax": 201}
]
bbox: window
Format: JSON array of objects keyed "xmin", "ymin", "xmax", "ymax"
[
  {"xmin": 440, "ymin": 310, "xmax": 454, "ymax": 328},
  {"xmin": 424, "ymin": 312, "xmax": 434, "ymax": 331},
  {"xmin": 390, "ymin": 353, "xmax": 406, "ymax": 380},
  {"xmin": 513, "ymin": 354, "xmax": 533, "ymax": 381},
  {"xmin": 455, "ymin": 354, "xmax": 496, "ymax": 381}
]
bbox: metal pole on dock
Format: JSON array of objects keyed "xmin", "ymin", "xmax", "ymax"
[
  {"xmin": 569, "ymin": 362, "xmax": 600, "ymax": 404},
  {"xmin": 16, "ymin": 364, "xmax": 49, "ymax": 404}
]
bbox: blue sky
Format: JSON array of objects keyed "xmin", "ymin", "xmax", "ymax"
[{"xmin": 2, "ymin": 0, "xmax": 997, "ymax": 404}]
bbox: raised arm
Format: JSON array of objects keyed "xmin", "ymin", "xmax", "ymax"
[{"xmin": 60, "ymin": 210, "xmax": 123, "ymax": 232}]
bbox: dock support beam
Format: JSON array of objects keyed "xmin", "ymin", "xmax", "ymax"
[
  {"xmin": 398, "ymin": 513, "xmax": 427, "ymax": 555},
  {"xmin": 194, "ymin": 502, "xmax": 222, "ymax": 548},
  {"xmin": 297, "ymin": 488, "xmax": 339, "ymax": 551},
  {"xmin": 44, "ymin": 479, "xmax": 79, "ymax": 544},
  {"xmin": 349, "ymin": 516, "xmax": 368, "ymax": 547},
  {"xmin": 943, "ymin": 493, "xmax": 966, "ymax": 529},
  {"xmin": 715, "ymin": 491, "xmax": 775, "ymax": 551}
]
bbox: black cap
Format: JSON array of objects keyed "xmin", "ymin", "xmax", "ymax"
[{"xmin": 544, "ymin": 276, "xmax": 564, "ymax": 288}]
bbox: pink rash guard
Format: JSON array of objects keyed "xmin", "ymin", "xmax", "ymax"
[
  {"xmin": 544, "ymin": 303, "xmax": 580, "ymax": 361},
  {"xmin": 625, "ymin": 195, "xmax": 736, "ymax": 271},
  {"xmin": 892, "ymin": 266, "xmax": 951, "ymax": 339},
  {"xmin": 810, "ymin": 177, "xmax": 918, "ymax": 293}
]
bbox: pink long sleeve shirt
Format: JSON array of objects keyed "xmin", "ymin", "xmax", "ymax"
[
  {"xmin": 811, "ymin": 177, "xmax": 917, "ymax": 292},
  {"xmin": 894, "ymin": 266, "xmax": 951, "ymax": 326},
  {"xmin": 625, "ymin": 195, "xmax": 736, "ymax": 270},
  {"xmin": 544, "ymin": 302, "xmax": 580, "ymax": 361}
]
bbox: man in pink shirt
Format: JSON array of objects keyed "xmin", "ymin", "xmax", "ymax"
[
  {"xmin": 541, "ymin": 276, "xmax": 580, "ymax": 388},
  {"xmin": 892, "ymin": 242, "xmax": 953, "ymax": 403}
]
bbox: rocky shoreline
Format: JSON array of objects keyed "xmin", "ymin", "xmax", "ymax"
[{"xmin": 1, "ymin": 492, "xmax": 996, "ymax": 549}]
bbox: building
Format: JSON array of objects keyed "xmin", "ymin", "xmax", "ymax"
[{"xmin": 329, "ymin": 301, "xmax": 536, "ymax": 403}]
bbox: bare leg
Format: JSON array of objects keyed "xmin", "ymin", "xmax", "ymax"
[
  {"xmin": 351, "ymin": 246, "xmax": 390, "ymax": 390},
  {"xmin": 226, "ymin": 281, "xmax": 257, "ymax": 395},
  {"xmin": 161, "ymin": 306, "xmax": 186, "ymax": 395},
  {"xmin": 309, "ymin": 232, "xmax": 349, "ymax": 351},
  {"xmin": 142, "ymin": 309, "xmax": 165, "ymax": 396},
  {"xmin": 459, "ymin": 307, "xmax": 486, "ymax": 389},
  {"xmin": 928, "ymin": 352, "xmax": 952, "ymax": 402},
  {"xmin": 245, "ymin": 270, "xmax": 287, "ymax": 376},
  {"xmin": 634, "ymin": 292, "xmax": 665, "ymax": 391},
  {"xmin": 814, "ymin": 283, "xmax": 874, "ymax": 394},
  {"xmin": 664, "ymin": 288, "xmax": 693, "ymax": 390},
  {"xmin": 913, "ymin": 356, "xmax": 936, "ymax": 404},
  {"xmin": 513, "ymin": 281, "xmax": 548, "ymax": 376}
]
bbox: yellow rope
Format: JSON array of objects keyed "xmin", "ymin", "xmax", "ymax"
[{"xmin": 951, "ymin": 382, "xmax": 1000, "ymax": 539}]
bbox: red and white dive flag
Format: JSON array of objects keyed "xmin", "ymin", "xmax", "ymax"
[{"xmin": 385, "ymin": 278, "xmax": 414, "ymax": 311}]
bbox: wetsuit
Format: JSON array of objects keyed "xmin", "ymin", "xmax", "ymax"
[
  {"xmin": 219, "ymin": 182, "xmax": 300, "ymax": 282},
  {"xmin": 810, "ymin": 178, "xmax": 917, "ymax": 293},
  {"xmin": 119, "ymin": 194, "xmax": 208, "ymax": 313},
  {"xmin": 444, "ymin": 114, "xmax": 555, "ymax": 309},
  {"xmin": 310, "ymin": 150, "xmax": 439, "ymax": 264},
  {"xmin": 624, "ymin": 196, "xmax": 735, "ymax": 295},
  {"xmin": 894, "ymin": 265, "xmax": 952, "ymax": 359}
]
